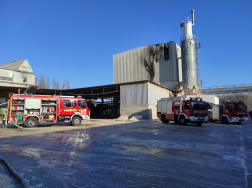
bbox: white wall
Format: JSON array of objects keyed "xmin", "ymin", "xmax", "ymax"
[
  {"xmin": 0, "ymin": 69, "xmax": 35, "ymax": 88},
  {"xmin": 120, "ymin": 82, "xmax": 172, "ymax": 119},
  {"xmin": 189, "ymin": 94, "xmax": 219, "ymax": 105},
  {"xmin": 147, "ymin": 82, "xmax": 171, "ymax": 104}
]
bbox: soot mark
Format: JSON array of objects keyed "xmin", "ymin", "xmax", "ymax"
[{"xmin": 144, "ymin": 43, "xmax": 169, "ymax": 81}]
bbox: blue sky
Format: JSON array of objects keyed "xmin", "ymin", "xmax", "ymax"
[{"xmin": 0, "ymin": 0, "xmax": 251, "ymax": 89}]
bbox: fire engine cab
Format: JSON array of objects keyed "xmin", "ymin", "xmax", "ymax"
[
  {"xmin": 157, "ymin": 97, "xmax": 209, "ymax": 126},
  {"xmin": 209, "ymin": 100, "xmax": 248, "ymax": 124},
  {"xmin": 6, "ymin": 94, "xmax": 90, "ymax": 127}
]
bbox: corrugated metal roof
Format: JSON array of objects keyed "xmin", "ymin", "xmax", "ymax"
[{"xmin": 0, "ymin": 59, "xmax": 27, "ymax": 71}]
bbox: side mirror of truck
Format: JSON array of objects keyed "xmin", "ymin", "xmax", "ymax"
[{"xmin": 207, "ymin": 104, "xmax": 211, "ymax": 109}]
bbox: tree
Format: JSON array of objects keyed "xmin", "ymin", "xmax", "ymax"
[
  {"xmin": 52, "ymin": 79, "xmax": 56, "ymax": 89},
  {"xmin": 35, "ymin": 75, "xmax": 38, "ymax": 86},
  {"xmin": 61, "ymin": 81, "xmax": 66, "ymax": 90},
  {"xmin": 247, "ymin": 92, "xmax": 252, "ymax": 111},
  {"xmin": 217, "ymin": 93, "xmax": 252, "ymax": 111},
  {"xmin": 39, "ymin": 75, "xmax": 45, "ymax": 89},
  {"xmin": 45, "ymin": 76, "xmax": 50, "ymax": 89},
  {"xmin": 56, "ymin": 81, "xmax": 60, "ymax": 89},
  {"xmin": 67, "ymin": 80, "xmax": 70, "ymax": 89}
]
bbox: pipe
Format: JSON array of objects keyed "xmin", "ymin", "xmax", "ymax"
[{"xmin": 191, "ymin": 9, "xmax": 195, "ymax": 26}]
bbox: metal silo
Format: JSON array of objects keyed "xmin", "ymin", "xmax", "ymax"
[{"xmin": 180, "ymin": 10, "xmax": 199, "ymax": 93}]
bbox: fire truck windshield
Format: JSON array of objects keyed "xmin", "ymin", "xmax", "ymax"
[
  {"xmin": 233, "ymin": 103, "xmax": 246, "ymax": 111},
  {"xmin": 191, "ymin": 102, "xmax": 207, "ymax": 110}
]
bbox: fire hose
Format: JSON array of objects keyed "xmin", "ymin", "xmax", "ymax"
[{"xmin": 0, "ymin": 156, "xmax": 30, "ymax": 188}]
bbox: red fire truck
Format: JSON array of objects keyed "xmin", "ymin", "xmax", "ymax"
[
  {"xmin": 208, "ymin": 101, "xmax": 248, "ymax": 124},
  {"xmin": 157, "ymin": 97, "xmax": 209, "ymax": 126},
  {"xmin": 5, "ymin": 94, "xmax": 90, "ymax": 127}
]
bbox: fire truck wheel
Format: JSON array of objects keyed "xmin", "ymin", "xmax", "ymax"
[
  {"xmin": 161, "ymin": 115, "xmax": 169, "ymax": 123},
  {"xmin": 179, "ymin": 116, "xmax": 187, "ymax": 125},
  {"xmin": 221, "ymin": 117, "xmax": 229, "ymax": 124},
  {"xmin": 71, "ymin": 116, "xmax": 81, "ymax": 126},
  {"xmin": 196, "ymin": 121, "xmax": 203, "ymax": 126},
  {"xmin": 25, "ymin": 117, "xmax": 38, "ymax": 128}
]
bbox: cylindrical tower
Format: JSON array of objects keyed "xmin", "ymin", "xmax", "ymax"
[{"xmin": 180, "ymin": 9, "xmax": 198, "ymax": 93}]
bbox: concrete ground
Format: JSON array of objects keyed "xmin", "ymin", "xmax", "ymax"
[{"xmin": 0, "ymin": 119, "xmax": 251, "ymax": 188}]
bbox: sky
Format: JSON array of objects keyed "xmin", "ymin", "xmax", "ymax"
[{"xmin": 0, "ymin": 0, "xmax": 251, "ymax": 89}]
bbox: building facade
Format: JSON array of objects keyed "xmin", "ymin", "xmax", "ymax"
[
  {"xmin": 113, "ymin": 41, "xmax": 182, "ymax": 90},
  {"xmin": 0, "ymin": 59, "xmax": 35, "ymax": 103}
]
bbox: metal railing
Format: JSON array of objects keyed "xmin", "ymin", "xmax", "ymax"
[
  {"xmin": 182, "ymin": 16, "xmax": 192, "ymax": 23},
  {"xmin": 200, "ymin": 83, "xmax": 252, "ymax": 94},
  {"xmin": 180, "ymin": 34, "xmax": 196, "ymax": 42}
]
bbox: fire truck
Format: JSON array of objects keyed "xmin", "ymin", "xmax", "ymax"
[
  {"xmin": 157, "ymin": 97, "xmax": 209, "ymax": 126},
  {"xmin": 208, "ymin": 101, "xmax": 248, "ymax": 124},
  {"xmin": 5, "ymin": 94, "xmax": 90, "ymax": 128}
]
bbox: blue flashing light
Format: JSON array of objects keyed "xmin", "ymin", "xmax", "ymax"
[
  {"xmin": 239, "ymin": 100, "xmax": 241, "ymax": 102},
  {"xmin": 200, "ymin": 98, "xmax": 202, "ymax": 101},
  {"xmin": 190, "ymin": 98, "xmax": 192, "ymax": 100}
]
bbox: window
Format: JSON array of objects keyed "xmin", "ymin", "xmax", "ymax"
[
  {"xmin": 233, "ymin": 103, "xmax": 246, "ymax": 111},
  {"xmin": 184, "ymin": 102, "xmax": 190, "ymax": 109},
  {"xmin": 175, "ymin": 102, "xmax": 180, "ymax": 108},
  {"xmin": 225, "ymin": 103, "xmax": 231, "ymax": 110},
  {"xmin": 72, "ymin": 100, "xmax": 77, "ymax": 108},
  {"xmin": 78, "ymin": 100, "xmax": 86, "ymax": 108},
  {"xmin": 191, "ymin": 102, "xmax": 207, "ymax": 110},
  {"xmin": 63, "ymin": 100, "xmax": 71, "ymax": 108},
  {"xmin": 0, "ymin": 77, "xmax": 12, "ymax": 81}
]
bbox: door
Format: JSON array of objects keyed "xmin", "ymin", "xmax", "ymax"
[
  {"xmin": 182, "ymin": 101, "xmax": 191, "ymax": 117},
  {"xmin": 224, "ymin": 103, "xmax": 232, "ymax": 117},
  {"xmin": 173, "ymin": 101, "xmax": 180, "ymax": 116},
  {"xmin": 77, "ymin": 99, "xmax": 89, "ymax": 115},
  {"xmin": 60, "ymin": 99, "xmax": 76, "ymax": 116}
]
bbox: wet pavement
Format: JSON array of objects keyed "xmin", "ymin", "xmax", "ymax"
[{"xmin": 0, "ymin": 120, "xmax": 251, "ymax": 187}]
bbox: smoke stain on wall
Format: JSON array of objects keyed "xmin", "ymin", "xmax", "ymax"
[{"xmin": 144, "ymin": 43, "xmax": 169, "ymax": 81}]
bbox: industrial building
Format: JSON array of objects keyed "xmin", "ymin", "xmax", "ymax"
[
  {"xmin": 0, "ymin": 59, "xmax": 35, "ymax": 103},
  {"xmin": 113, "ymin": 41, "xmax": 182, "ymax": 90}
]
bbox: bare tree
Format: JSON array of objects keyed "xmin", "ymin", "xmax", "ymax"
[
  {"xmin": 45, "ymin": 76, "xmax": 50, "ymax": 89},
  {"xmin": 61, "ymin": 81, "xmax": 66, "ymax": 90},
  {"xmin": 247, "ymin": 92, "xmax": 252, "ymax": 111},
  {"xmin": 67, "ymin": 80, "xmax": 70, "ymax": 89},
  {"xmin": 39, "ymin": 75, "xmax": 45, "ymax": 89},
  {"xmin": 56, "ymin": 81, "xmax": 60, "ymax": 90},
  {"xmin": 217, "ymin": 93, "xmax": 252, "ymax": 111},
  {"xmin": 52, "ymin": 79, "xmax": 56, "ymax": 89},
  {"xmin": 35, "ymin": 75, "xmax": 38, "ymax": 86}
]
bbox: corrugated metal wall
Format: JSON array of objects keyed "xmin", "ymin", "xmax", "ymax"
[
  {"xmin": 147, "ymin": 82, "xmax": 171, "ymax": 104},
  {"xmin": 113, "ymin": 41, "xmax": 181, "ymax": 90},
  {"xmin": 176, "ymin": 44, "xmax": 182, "ymax": 82},
  {"xmin": 120, "ymin": 82, "xmax": 172, "ymax": 105},
  {"xmin": 120, "ymin": 83, "xmax": 148, "ymax": 105}
]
